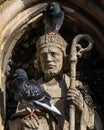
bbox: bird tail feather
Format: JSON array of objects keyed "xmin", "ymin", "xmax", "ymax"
[
  {"xmin": 48, "ymin": 111, "xmax": 58, "ymax": 124},
  {"xmin": 34, "ymin": 101, "xmax": 61, "ymax": 116}
]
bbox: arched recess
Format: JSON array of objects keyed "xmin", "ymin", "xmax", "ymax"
[
  {"xmin": 0, "ymin": 0, "xmax": 104, "ymax": 129},
  {"xmin": 0, "ymin": 1, "xmax": 47, "ymax": 129}
]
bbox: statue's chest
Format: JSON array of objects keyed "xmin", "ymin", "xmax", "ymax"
[
  {"xmin": 42, "ymin": 79, "xmax": 68, "ymax": 99},
  {"xmin": 42, "ymin": 79, "xmax": 68, "ymax": 117}
]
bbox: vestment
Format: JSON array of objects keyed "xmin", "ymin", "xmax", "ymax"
[{"xmin": 9, "ymin": 74, "xmax": 103, "ymax": 130}]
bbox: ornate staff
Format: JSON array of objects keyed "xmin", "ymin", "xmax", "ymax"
[{"xmin": 69, "ymin": 34, "xmax": 93, "ymax": 130}]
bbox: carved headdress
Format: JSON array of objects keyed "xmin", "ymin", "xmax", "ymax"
[{"xmin": 36, "ymin": 32, "xmax": 68, "ymax": 56}]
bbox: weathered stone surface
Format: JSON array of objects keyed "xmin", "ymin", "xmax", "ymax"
[
  {"xmin": 0, "ymin": 0, "xmax": 5, "ymax": 5},
  {"xmin": 0, "ymin": 0, "xmax": 104, "ymax": 130}
]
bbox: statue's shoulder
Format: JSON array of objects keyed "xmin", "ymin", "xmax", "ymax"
[
  {"xmin": 75, "ymin": 80, "xmax": 83, "ymax": 88},
  {"xmin": 64, "ymin": 74, "xmax": 83, "ymax": 89}
]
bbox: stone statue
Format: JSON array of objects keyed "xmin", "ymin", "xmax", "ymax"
[{"xmin": 8, "ymin": 32, "xmax": 103, "ymax": 130}]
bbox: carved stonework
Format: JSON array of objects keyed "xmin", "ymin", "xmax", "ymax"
[
  {"xmin": 6, "ymin": 32, "xmax": 103, "ymax": 130},
  {"xmin": 0, "ymin": 0, "xmax": 104, "ymax": 130},
  {"xmin": 36, "ymin": 32, "xmax": 68, "ymax": 55}
]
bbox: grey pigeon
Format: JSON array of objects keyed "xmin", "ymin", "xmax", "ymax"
[
  {"xmin": 12, "ymin": 68, "xmax": 61, "ymax": 123},
  {"xmin": 43, "ymin": 1, "xmax": 64, "ymax": 33}
]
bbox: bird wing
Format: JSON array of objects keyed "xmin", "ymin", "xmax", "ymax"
[
  {"xmin": 22, "ymin": 80, "xmax": 61, "ymax": 115},
  {"xmin": 21, "ymin": 80, "xmax": 51, "ymax": 102},
  {"xmin": 44, "ymin": 10, "xmax": 64, "ymax": 32},
  {"xmin": 53, "ymin": 11, "xmax": 64, "ymax": 26},
  {"xmin": 34, "ymin": 99, "xmax": 61, "ymax": 115},
  {"xmin": 14, "ymin": 78, "xmax": 61, "ymax": 116}
]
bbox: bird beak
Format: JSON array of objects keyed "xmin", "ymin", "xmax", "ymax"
[
  {"xmin": 13, "ymin": 73, "xmax": 17, "ymax": 77},
  {"xmin": 50, "ymin": 6, "xmax": 53, "ymax": 10}
]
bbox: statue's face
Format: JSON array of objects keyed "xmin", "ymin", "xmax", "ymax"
[{"xmin": 39, "ymin": 47, "xmax": 63, "ymax": 77}]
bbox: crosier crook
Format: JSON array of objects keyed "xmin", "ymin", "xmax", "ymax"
[{"xmin": 69, "ymin": 34, "xmax": 93, "ymax": 130}]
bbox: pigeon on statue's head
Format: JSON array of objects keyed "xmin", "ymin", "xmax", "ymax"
[
  {"xmin": 43, "ymin": 1, "xmax": 64, "ymax": 34},
  {"xmin": 12, "ymin": 68, "xmax": 61, "ymax": 124}
]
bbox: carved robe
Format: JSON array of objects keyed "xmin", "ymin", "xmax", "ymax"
[
  {"xmin": 9, "ymin": 74, "xmax": 103, "ymax": 130},
  {"xmin": 37, "ymin": 74, "xmax": 95, "ymax": 130}
]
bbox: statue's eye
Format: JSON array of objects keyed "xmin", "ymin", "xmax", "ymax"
[{"xmin": 51, "ymin": 52, "xmax": 56, "ymax": 57}]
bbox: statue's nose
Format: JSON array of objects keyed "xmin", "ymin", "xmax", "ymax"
[{"xmin": 46, "ymin": 54, "xmax": 53, "ymax": 61}]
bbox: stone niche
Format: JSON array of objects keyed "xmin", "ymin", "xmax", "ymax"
[{"xmin": 0, "ymin": 0, "xmax": 104, "ymax": 130}]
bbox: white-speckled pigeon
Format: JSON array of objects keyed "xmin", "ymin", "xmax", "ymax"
[
  {"xmin": 12, "ymin": 68, "xmax": 61, "ymax": 123},
  {"xmin": 43, "ymin": 1, "xmax": 64, "ymax": 34}
]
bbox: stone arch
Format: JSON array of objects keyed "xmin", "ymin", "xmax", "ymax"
[
  {"xmin": 0, "ymin": 1, "xmax": 47, "ymax": 129},
  {"xmin": 0, "ymin": 0, "xmax": 104, "ymax": 129}
]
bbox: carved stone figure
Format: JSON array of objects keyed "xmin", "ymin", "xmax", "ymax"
[{"xmin": 8, "ymin": 33, "xmax": 103, "ymax": 130}]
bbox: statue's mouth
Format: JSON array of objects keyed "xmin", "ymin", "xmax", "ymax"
[{"xmin": 46, "ymin": 65, "xmax": 55, "ymax": 69}]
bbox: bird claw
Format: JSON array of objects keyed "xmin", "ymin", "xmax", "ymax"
[
  {"xmin": 45, "ymin": 30, "xmax": 60, "ymax": 35},
  {"xmin": 54, "ymin": 31, "xmax": 60, "ymax": 35},
  {"xmin": 24, "ymin": 110, "xmax": 35, "ymax": 119},
  {"xmin": 45, "ymin": 30, "xmax": 51, "ymax": 34}
]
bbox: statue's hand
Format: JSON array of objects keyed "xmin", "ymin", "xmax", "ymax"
[
  {"xmin": 67, "ymin": 88, "xmax": 84, "ymax": 111},
  {"xmin": 21, "ymin": 113, "xmax": 39, "ymax": 129}
]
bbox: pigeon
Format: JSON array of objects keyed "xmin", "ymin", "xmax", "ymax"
[
  {"xmin": 43, "ymin": 1, "xmax": 64, "ymax": 34},
  {"xmin": 12, "ymin": 68, "xmax": 61, "ymax": 123}
]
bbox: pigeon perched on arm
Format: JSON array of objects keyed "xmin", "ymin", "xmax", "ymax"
[
  {"xmin": 43, "ymin": 1, "xmax": 64, "ymax": 34},
  {"xmin": 12, "ymin": 68, "xmax": 61, "ymax": 124}
]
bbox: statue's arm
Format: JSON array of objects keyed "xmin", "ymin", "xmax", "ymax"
[{"xmin": 67, "ymin": 79, "xmax": 103, "ymax": 129}]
